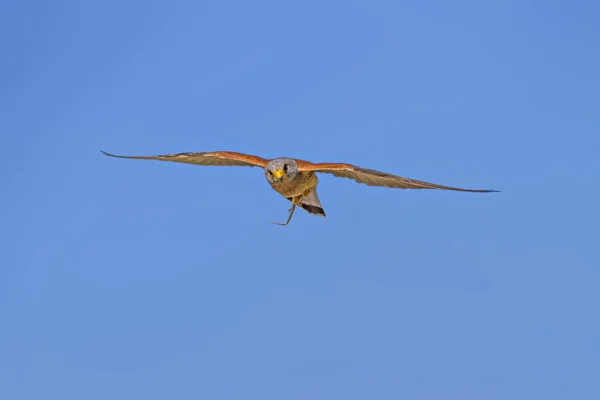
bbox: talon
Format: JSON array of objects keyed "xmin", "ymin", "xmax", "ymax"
[{"xmin": 271, "ymin": 196, "xmax": 300, "ymax": 226}]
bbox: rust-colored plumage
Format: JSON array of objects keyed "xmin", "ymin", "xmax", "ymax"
[
  {"xmin": 296, "ymin": 161, "xmax": 495, "ymax": 192},
  {"xmin": 102, "ymin": 150, "xmax": 498, "ymax": 225},
  {"xmin": 100, "ymin": 150, "xmax": 268, "ymax": 168}
]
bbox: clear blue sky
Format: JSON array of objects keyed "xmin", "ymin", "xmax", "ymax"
[{"xmin": 1, "ymin": 1, "xmax": 599, "ymax": 399}]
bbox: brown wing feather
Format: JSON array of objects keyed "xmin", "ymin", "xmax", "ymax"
[
  {"xmin": 101, "ymin": 150, "xmax": 268, "ymax": 168},
  {"xmin": 298, "ymin": 161, "xmax": 498, "ymax": 193}
]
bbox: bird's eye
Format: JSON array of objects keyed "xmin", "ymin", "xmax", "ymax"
[
  {"xmin": 283, "ymin": 164, "xmax": 288, "ymax": 172},
  {"xmin": 268, "ymin": 170, "xmax": 273, "ymax": 175}
]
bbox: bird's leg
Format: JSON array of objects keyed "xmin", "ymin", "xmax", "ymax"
[
  {"xmin": 271, "ymin": 203, "xmax": 296, "ymax": 226},
  {"xmin": 271, "ymin": 196, "xmax": 300, "ymax": 226}
]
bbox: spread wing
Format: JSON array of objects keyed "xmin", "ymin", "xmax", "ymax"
[
  {"xmin": 101, "ymin": 150, "xmax": 268, "ymax": 168},
  {"xmin": 297, "ymin": 161, "xmax": 498, "ymax": 193}
]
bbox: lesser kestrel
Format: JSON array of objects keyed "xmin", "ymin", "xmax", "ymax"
[{"xmin": 101, "ymin": 150, "xmax": 498, "ymax": 225}]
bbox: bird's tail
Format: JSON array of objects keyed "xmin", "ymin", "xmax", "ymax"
[{"xmin": 288, "ymin": 188, "xmax": 326, "ymax": 217}]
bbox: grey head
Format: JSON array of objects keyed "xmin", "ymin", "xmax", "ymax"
[{"xmin": 264, "ymin": 157, "xmax": 300, "ymax": 184}]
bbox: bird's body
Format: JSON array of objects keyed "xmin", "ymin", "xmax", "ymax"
[
  {"xmin": 263, "ymin": 157, "xmax": 325, "ymax": 221},
  {"xmin": 101, "ymin": 150, "xmax": 498, "ymax": 225},
  {"xmin": 268, "ymin": 165, "xmax": 318, "ymax": 199}
]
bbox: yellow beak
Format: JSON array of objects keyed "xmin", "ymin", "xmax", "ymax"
[{"xmin": 273, "ymin": 169, "xmax": 285, "ymax": 180}]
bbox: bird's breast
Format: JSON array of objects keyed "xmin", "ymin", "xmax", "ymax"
[{"xmin": 269, "ymin": 172, "xmax": 318, "ymax": 198}]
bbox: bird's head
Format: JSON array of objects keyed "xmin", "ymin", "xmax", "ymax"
[{"xmin": 265, "ymin": 158, "xmax": 299, "ymax": 184}]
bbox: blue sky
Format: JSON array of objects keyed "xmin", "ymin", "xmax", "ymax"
[{"xmin": 1, "ymin": 1, "xmax": 599, "ymax": 398}]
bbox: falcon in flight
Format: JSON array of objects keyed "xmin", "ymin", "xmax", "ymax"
[{"xmin": 101, "ymin": 150, "xmax": 498, "ymax": 225}]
